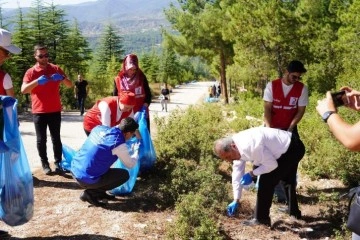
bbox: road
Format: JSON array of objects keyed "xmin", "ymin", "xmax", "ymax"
[{"xmin": 19, "ymin": 81, "xmax": 215, "ymax": 172}]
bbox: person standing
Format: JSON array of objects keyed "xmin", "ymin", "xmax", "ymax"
[
  {"xmin": 74, "ymin": 74, "xmax": 89, "ymax": 116},
  {"xmin": 0, "ymin": 27, "xmax": 22, "ymax": 240},
  {"xmin": 83, "ymin": 91, "xmax": 135, "ymax": 136},
  {"xmin": 263, "ymin": 60, "xmax": 308, "ymax": 203},
  {"xmin": 214, "ymin": 126, "xmax": 305, "ymax": 226},
  {"xmin": 71, "ymin": 117, "xmax": 141, "ymax": 207},
  {"xmin": 21, "ymin": 44, "xmax": 73, "ymax": 175},
  {"xmin": 316, "ymin": 87, "xmax": 360, "ymax": 240},
  {"xmin": 113, "ymin": 54, "xmax": 152, "ymax": 130},
  {"xmin": 0, "ymin": 28, "xmax": 21, "ymax": 97},
  {"xmin": 160, "ymin": 85, "xmax": 170, "ymax": 112}
]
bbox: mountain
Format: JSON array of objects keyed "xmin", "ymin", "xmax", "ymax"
[
  {"xmin": 4, "ymin": 0, "xmax": 177, "ymax": 54},
  {"xmin": 60, "ymin": 0, "xmax": 174, "ymax": 34}
]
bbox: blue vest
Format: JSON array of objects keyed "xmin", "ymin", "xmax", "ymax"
[{"xmin": 71, "ymin": 125, "xmax": 125, "ymax": 184}]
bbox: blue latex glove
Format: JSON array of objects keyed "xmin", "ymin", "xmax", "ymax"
[
  {"xmin": 240, "ymin": 173, "xmax": 253, "ymax": 185},
  {"xmin": 37, "ymin": 75, "xmax": 49, "ymax": 85},
  {"xmin": 227, "ymin": 201, "xmax": 239, "ymax": 216},
  {"xmin": 50, "ymin": 73, "xmax": 64, "ymax": 81}
]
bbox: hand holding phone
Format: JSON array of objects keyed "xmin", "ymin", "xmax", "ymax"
[{"xmin": 331, "ymin": 90, "xmax": 348, "ymax": 107}]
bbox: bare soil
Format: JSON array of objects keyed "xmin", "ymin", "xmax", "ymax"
[{"xmin": 0, "ymin": 162, "xmax": 348, "ymax": 240}]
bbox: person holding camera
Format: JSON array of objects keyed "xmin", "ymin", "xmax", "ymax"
[{"xmin": 316, "ymin": 87, "xmax": 360, "ymax": 240}]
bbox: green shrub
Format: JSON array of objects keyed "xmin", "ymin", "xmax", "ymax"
[
  {"xmin": 166, "ymin": 192, "xmax": 224, "ymax": 240},
  {"xmin": 154, "ymin": 104, "xmax": 230, "ymax": 164},
  {"xmin": 300, "ymin": 93, "xmax": 360, "ymax": 185}
]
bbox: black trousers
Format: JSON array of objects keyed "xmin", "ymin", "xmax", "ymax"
[
  {"xmin": 255, "ymin": 134, "xmax": 305, "ymax": 220},
  {"xmin": 77, "ymin": 95, "xmax": 86, "ymax": 115},
  {"xmin": 75, "ymin": 168, "xmax": 130, "ymax": 198},
  {"xmin": 33, "ymin": 112, "xmax": 62, "ymax": 166}
]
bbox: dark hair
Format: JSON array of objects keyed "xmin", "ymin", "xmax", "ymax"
[
  {"xmin": 34, "ymin": 44, "xmax": 47, "ymax": 53},
  {"xmin": 119, "ymin": 117, "xmax": 138, "ymax": 133},
  {"xmin": 287, "ymin": 60, "xmax": 307, "ymax": 73}
]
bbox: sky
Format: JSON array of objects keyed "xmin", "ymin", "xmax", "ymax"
[{"xmin": 1, "ymin": 0, "xmax": 98, "ymax": 9}]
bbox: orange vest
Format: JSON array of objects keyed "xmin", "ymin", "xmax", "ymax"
[
  {"xmin": 83, "ymin": 96, "xmax": 132, "ymax": 132},
  {"xmin": 271, "ymin": 79, "xmax": 304, "ymax": 129}
]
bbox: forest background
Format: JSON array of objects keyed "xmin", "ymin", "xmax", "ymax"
[{"xmin": 1, "ymin": 0, "xmax": 360, "ymax": 238}]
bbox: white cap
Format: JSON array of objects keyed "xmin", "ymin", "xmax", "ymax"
[{"xmin": 0, "ymin": 29, "xmax": 21, "ymax": 54}]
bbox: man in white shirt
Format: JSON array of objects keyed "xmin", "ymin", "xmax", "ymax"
[{"xmin": 214, "ymin": 126, "xmax": 305, "ymax": 226}]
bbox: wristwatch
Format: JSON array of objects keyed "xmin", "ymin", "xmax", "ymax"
[{"xmin": 322, "ymin": 111, "xmax": 336, "ymax": 123}]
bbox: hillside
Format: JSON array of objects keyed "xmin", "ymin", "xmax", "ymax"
[{"xmin": 3, "ymin": 0, "xmax": 176, "ymax": 54}]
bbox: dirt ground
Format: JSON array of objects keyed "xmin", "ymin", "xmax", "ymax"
[
  {"xmin": 0, "ymin": 164, "xmax": 348, "ymax": 240},
  {"xmin": 0, "ymin": 81, "xmax": 351, "ymax": 239}
]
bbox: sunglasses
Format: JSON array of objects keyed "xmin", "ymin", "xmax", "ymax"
[
  {"xmin": 291, "ymin": 74, "xmax": 302, "ymax": 81},
  {"xmin": 36, "ymin": 53, "xmax": 49, "ymax": 59}
]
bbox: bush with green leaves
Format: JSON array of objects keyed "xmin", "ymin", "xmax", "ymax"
[
  {"xmin": 166, "ymin": 192, "xmax": 225, "ymax": 240},
  {"xmin": 153, "ymin": 104, "xmax": 231, "ymax": 238},
  {"xmin": 299, "ymin": 92, "xmax": 360, "ymax": 185},
  {"xmin": 154, "ymin": 104, "xmax": 231, "ymax": 164}
]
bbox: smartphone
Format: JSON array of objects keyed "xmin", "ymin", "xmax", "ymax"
[{"xmin": 331, "ymin": 90, "xmax": 348, "ymax": 107}]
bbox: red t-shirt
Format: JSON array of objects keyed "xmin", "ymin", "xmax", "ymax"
[{"xmin": 23, "ymin": 63, "xmax": 66, "ymax": 113}]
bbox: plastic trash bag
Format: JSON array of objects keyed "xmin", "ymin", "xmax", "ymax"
[
  {"xmin": 137, "ymin": 108, "xmax": 156, "ymax": 172},
  {"xmin": 111, "ymin": 138, "xmax": 140, "ymax": 195},
  {"xmin": 60, "ymin": 144, "xmax": 76, "ymax": 172},
  {"xmin": 0, "ymin": 96, "xmax": 34, "ymax": 226}
]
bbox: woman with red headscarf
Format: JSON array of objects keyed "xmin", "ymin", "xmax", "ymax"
[{"xmin": 113, "ymin": 54, "xmax": 152, "ymax": 131}]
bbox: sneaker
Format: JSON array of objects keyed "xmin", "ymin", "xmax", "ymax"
[
  {"xmin": 42, "ymin": 165, "xmax": 52, "ymax": 175},
  {"xmin": 289, "ymin": 210, "xmax": 302, "ymax": 219},
  {"xmin": 278, "ymin": 206, "xmax": 289, "ymax": 213},
  {"xmin": 80, "ymin": 191, "xmax": 106, "ymax": 207},
  {"xmin": 243, "ymin": 218, "xmax": 271, "ymax": 227},
  {"xmin": 98, "ymin": 192, "xmax": 116, "ymax": 201},
  {"xmin": 0, "ymin": 230, "xmax": 9, "ymax": 238},
  {"xmin": 54, "ymin": 162, "xmax": 69, "ymax": 174}
]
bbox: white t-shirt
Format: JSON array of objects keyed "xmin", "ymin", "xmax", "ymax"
[
  {"xmin": 112, "ymin": 143, "xmax": 139, "ymax": 169},
  {"xmin": 3, "ymin": 73, "xmax": 13, "ymax": 90},
  {"xmin": 263, "ymin": 81, "xmax": 308, "ymax": 106},
  {"xmin": 98, "ymin": 100, "xmax": 134, "ymax": 127}
]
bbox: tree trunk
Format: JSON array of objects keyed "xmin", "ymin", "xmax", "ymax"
[{"xmin": 219, "ymin": 49, "xmax": 228, "ymax": 104}]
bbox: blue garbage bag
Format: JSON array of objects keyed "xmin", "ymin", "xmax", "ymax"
[
  {"xmin": 60, "ymin": 144, "xmax": 76, "ymax": 172},
  {"xmin": 111, "ymin": 137, "xmax": 140, "ymax": 195},
  {"xmin": 137, "ymin": 108, "xmax": 156, "ymax": 172},
  {"xmin": 0, "ymin": 96, "xmax": 34, "ymax": 226},
  {"xmin": 111, "ymin": 108, "xmax": 157, "ymax": 195}
]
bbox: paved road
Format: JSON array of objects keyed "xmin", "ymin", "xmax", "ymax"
[{"xmin": 19, "ymin": 81, "xmax": 215, "ymax": 172}]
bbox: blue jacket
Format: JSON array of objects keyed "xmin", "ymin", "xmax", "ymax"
[{"xmin": 71, "ymin": 125, "xmax": 125, "ymax": 184}]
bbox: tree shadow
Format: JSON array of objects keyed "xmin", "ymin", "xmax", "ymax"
[
  {"xmin": 32, "ymin": 176, "xmax": 81, "ymax": 190},
  {"xmin": 272, "ymin": 217, "xmax": 334, "ymax": 239}
]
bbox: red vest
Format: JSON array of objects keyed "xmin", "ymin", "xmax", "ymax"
[
  {"xmin": 0, "ymin": 70, "xmax": 7, "ymax": 95},
  {"xmin": 114, "ymin": 70, "xmax": 147, "ymax": 113},
  {"xmin": 83, "ymin": 96, "xmax": 132, "ymax": 132},
  {"xmin": 271, "ymin": 79, "xmax": 304, "ymax": 129}
]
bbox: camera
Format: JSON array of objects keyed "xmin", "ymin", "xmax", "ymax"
[{"xmin": 331, "ymin": 90, "xmax": 348, "ymax": 107}]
